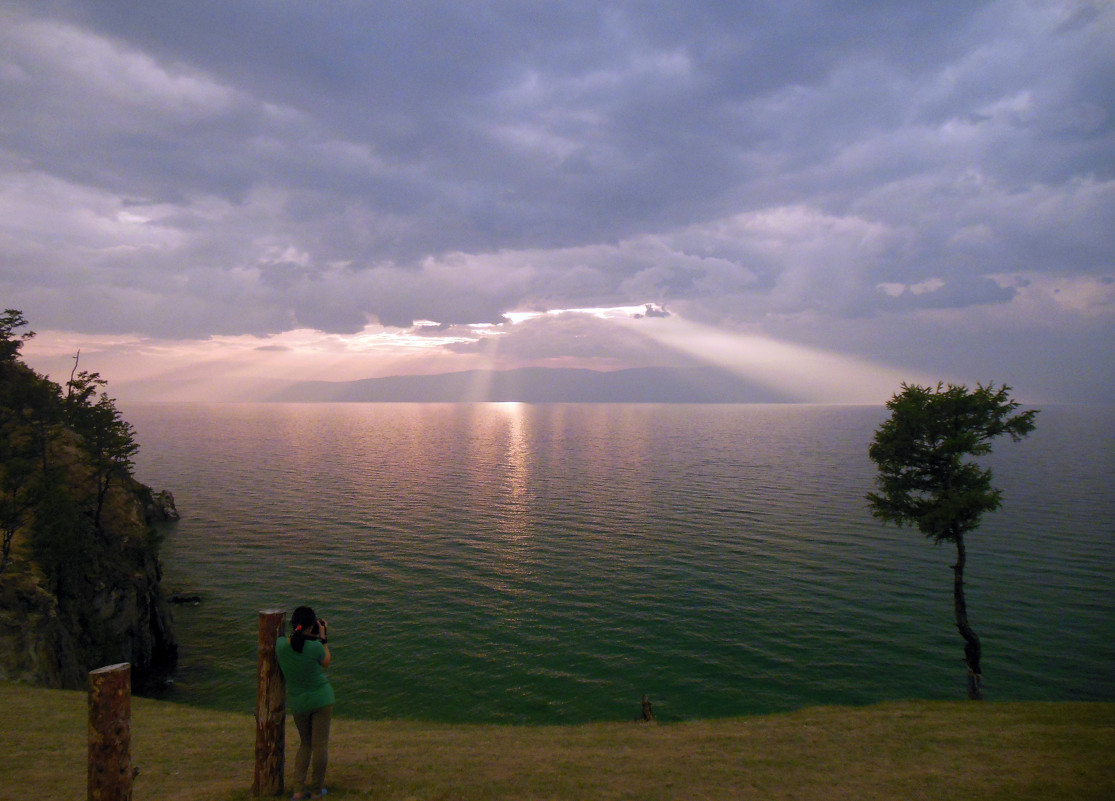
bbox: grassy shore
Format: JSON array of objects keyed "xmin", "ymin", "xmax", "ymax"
[{"xmin": 3, "ymin": 681, "xmax": 1111, "ymax": 801}]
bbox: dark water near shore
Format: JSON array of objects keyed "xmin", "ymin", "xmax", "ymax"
[{"xmin": 125, "ymin": 403, "xmax": 1114, "ymax": 724}]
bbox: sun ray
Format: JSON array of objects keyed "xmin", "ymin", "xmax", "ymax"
[{"xmin": 618, "ymin": 314, "xmax": 930, "ymax": 404}]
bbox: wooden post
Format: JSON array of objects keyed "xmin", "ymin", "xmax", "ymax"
[
  {"xmin": 253, "ymin": 609, "xmax": 286, "ymax": 796},
  {"xmin": 88, "ymin": 663, "xmax": 133, "ymax": 801}
]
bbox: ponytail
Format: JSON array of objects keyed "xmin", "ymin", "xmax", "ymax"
[
  {"xmin": 291, "ymin": 623, "xmax": 307, "ymax": 654},
  {"xmin": 290, "ymin": 605, "xmax": 318, "ymax": 654}
]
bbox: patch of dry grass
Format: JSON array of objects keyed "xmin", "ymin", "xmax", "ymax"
[{"xmin": 2, "ymin": 681, "xmax": 1111, "ymax": 800}]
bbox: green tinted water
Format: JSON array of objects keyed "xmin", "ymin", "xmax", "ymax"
[{"xmin": 127, "ymin": 403, "xmax": 1114, "ymax": 722}]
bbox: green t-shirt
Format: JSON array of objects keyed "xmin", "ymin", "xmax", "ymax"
[{"xmin": 276, "ymin": 637, "xmax": 335, "ymax": 715}]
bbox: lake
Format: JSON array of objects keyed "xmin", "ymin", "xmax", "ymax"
[{"xmin": 124, "ymin": 402, "xmax": 1114, "ymax": 723}]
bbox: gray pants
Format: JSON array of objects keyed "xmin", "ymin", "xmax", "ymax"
[{"xmin": 293, "ymin": 704, "xmax": 333, "ymax": 794}]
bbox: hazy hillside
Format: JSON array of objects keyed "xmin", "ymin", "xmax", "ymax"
[{"xmin": 269, "ymin": 366, "xmax": 789, "ymax": 403}]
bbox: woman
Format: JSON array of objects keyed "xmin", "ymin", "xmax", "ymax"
[{"xmin": 276, "ymin": 605, "xmax": 335, "ymax": 800}]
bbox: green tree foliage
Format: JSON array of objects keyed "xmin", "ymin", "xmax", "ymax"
[
  {"xmin": 0, "ymin": 309, "xmax": 34, "ymax": 364},
  {"xmin": 867, "ymin": 382, "xmax": 1038, "ymax": 699},
  {"xmin": 0, "ymin": 310, "xmax": 143, "ymax": 576},
  {"xmin": 64, "ymin": 368, "xmax": 139, "ymax": 531},
  {"xmin": 0, "ymin": 309, "xmax": 49, "ymax": 571},
  {"xmin": 0, "ymin": 425, "xmax": 37, "ymax": 572},
  {"xmin": 28, "ymin": 479, "xmax": 92, "ymax": 593}
]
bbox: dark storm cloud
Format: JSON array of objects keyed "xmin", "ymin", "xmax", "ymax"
[{"xmin": 0, "ymin": 0, "xmax": 1112, "ymax": 370}]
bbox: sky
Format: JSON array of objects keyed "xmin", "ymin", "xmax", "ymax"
[{"xmin": 1, "ymin": 1, "xmax": 1112, "ymax": 403}]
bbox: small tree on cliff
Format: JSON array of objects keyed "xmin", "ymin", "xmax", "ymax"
[
  {"xmin": 64, "ymin": 367, "xmax": 138, "ymax": 532},
  {"xmin": 866, "ymin": 382, "xmax": 1037, "ymax": 700}
]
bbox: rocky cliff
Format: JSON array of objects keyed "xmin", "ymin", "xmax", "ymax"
[
  {"xmin": 1, "ymin": 310, "xmax": 179, "ymax": 690},
  {"xmin": 0, "ymin": 477, "xmax": 179, "ymax": 689}
]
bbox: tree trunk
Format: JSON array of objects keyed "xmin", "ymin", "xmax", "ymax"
[
  {"xmin": 88, "ymin": 663, "xmax": 133, "ymax": 801},
  {"xmin": 253, "ymin": 610, "xmax": 286, "ymax": 796},
  {"xmin": 1, "ymin": 526, "xmax": 13, "ymax": 572},
  {"xmin": 953, "ymin": 534, "xmax": 983, "ymax": 700}
]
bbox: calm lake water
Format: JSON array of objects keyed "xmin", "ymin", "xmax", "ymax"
[{"xmin": 124, "ymin": 403, "xmax": 1114, "ymax": 724}]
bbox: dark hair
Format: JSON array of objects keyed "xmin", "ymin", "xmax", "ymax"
[{"xmin": 290, "ymin": 605, "xmax": 318, "ymax": 653}]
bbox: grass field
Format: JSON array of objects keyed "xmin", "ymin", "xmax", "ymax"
[{"xmin": 2, "ymin": 681, "xmax": 1111, "ymax": 800}]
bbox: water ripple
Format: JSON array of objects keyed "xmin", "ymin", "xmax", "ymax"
[{"xmin": 126, "ymin": 402, "xmax": 1115, "ymax": 722}]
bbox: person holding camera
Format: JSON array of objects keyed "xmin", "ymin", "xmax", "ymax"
[{"xmin": 276, "ymin": 605, "xmax": 335, "ymax": 800}]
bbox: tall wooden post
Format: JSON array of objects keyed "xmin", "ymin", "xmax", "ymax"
[
  {"xmin": 88, "ymin": 663, "xmax": 133, "ymax": 801},
  {"xmin": 253, "ymin": 609, "xmax": 286, "ymax": 796}
]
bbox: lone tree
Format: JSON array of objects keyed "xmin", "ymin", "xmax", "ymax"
[{"xmin": 866, "ymin": 382, "xmax": 1037, "ymax": 700}]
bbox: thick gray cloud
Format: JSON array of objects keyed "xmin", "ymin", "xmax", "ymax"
[{"xmin": 0, "ymin": 1, "xmax": 1112, "ymax": 399}]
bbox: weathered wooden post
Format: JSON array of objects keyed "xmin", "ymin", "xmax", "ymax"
[
  {"xmin": 253, "ymin": 609, "xmax": 286, "ymax": 796},
  {"xmin": 88, "ymin": 663, "xmax": 133, "ymax": 801}
]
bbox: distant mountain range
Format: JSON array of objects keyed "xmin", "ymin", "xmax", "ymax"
[{"xmin": 268, "ymin": 366, "xmax": 788, "ymax": 403}]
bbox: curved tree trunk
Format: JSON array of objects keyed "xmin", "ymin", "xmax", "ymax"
[{"xmin": 953, "ymin": 534, "xmax": 983, "ymax": 700}]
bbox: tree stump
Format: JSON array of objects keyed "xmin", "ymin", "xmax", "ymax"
[
  {"xmin": 88, "ymin": 663, "xmax": 133, "ymax": 801},
  {"xmin": 253, "ymin": 609, "xmax": 287, "ymax": 796}
]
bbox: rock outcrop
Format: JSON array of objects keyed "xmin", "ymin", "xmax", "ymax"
[
  {"xmin": 0, "ymin": 573, "xmax": 85, "ymax": 687},
  {"xmin": 142, "ymin": 488, "xmax": 180, "ymax": 522},
  {"xmin": 0, "ymin": 479, "xmax": 179, "ymax": 690}
]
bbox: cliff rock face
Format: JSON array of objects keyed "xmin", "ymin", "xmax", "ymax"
[
  {"xmin": 0, "ymin": 574, "xmax": 84, "ymax": 687},
  {"xmin": 0, "ymin": 480, "xmax": 179, "ymax": 690}
]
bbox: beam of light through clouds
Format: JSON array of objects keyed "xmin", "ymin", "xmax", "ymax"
[
  {"xmin": 1, "ymin": 1, "xmax": 1112, "ymax": 402},
  {"xmin": 614, "ymin": 315, "xmax": 927, "ymax": 404}
]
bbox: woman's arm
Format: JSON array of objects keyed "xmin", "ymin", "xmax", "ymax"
[{"xmin": 316, "ymin": 621, "xmax": 332, "ymax": 668}]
